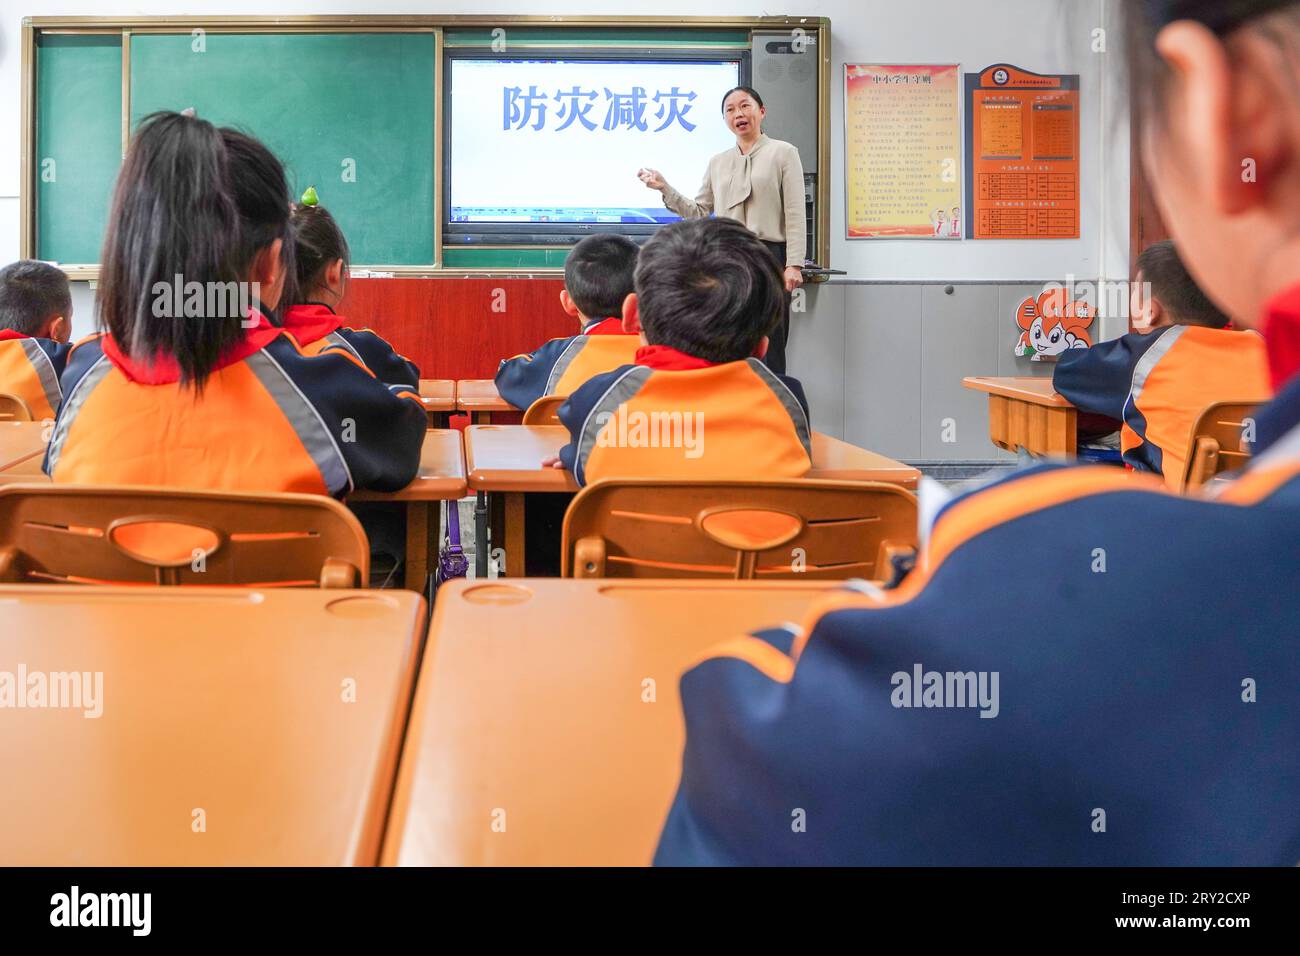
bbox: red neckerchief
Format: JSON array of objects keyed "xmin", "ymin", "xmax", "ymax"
[
  {"xmin": 0, "ymin": 330, "xmax": 33, "ymax": 342},
  {"xmin": 634, "ymin": 345, "xmax": 723, "ymax": 371},
  {"xmin": 282, "ymin": 302, "xmax": 346, "ymax": 347},
  {"xmin": 100, "ymin": 309, "xmax": 284, "ymax": 385},
  {"xmin": 1262, "ymin": 283, "xmax": 1300, "ymax": 390},
  {"xmin": 582, "ymin": 317, "xmax": 628, "ymax": 335}
]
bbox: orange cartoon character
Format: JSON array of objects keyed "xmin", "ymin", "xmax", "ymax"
[{"xmin": 1014, "ymin": 287, "xmax": 1094, "ymax": 360}]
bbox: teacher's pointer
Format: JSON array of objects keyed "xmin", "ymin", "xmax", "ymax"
[{"xmin": 636, "ymin": 167, "xmax": 803, "ymax": 293}]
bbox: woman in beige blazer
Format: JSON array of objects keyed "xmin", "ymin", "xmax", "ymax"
[{"xmin": 638, "ymin": 86, "xmax": 806, "ymax": 373}]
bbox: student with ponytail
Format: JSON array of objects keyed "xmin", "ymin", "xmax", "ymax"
[
  {"xmin": 44, "ymin": 111, "xmax": 425, "ymax": 496},
  {"xmin": 281, "ymin": 195, "xmax": 420, "ymax": 388},
  {"xmin": 654, "ymin": 0, "xmax": 1300, "ymax": 866}
]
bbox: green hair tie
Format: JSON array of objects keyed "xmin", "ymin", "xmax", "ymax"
[{"xmin": 301, "ymin": 186, "xmax": 319, "ymax": 207}]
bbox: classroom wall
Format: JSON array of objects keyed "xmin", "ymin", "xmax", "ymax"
[{"xmin": 0, "ymin": 0, "xmax": 1131, "ymax": 459}]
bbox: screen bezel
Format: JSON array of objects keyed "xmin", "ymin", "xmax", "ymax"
[{"xmin": 442, "ymin": 48, "xmax": 753, "ymax": 246}]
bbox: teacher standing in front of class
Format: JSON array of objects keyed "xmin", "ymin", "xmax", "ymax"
[{"xmin": 637, "ymin": 86, "xmax": 805, "ymax": 374}]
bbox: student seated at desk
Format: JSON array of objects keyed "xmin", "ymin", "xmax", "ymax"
[
  {"xmin": 495, "ymin": 234, "xmax": 641, "ymax": 409},
  {"xmin": 44, "ymin": 111, "xmax": 425, "ymax": 496},
  {"xmin": 1053, "ymin": 240, "xmax": 1271, "ymax": 486},
  {"xmin": 555, "ymin": 218, "xmax": 811, "ymax": 486},
  {"xmin": 0, "ymin": 260, "xmax": 73, "ymax": 420},
  {"xmin": 654, "ymin": 0, "xmax": 1300, "ymax": 866},
  {"xmin": 280, "ymin": 195, "xmax": 420, "ymax": 387}
]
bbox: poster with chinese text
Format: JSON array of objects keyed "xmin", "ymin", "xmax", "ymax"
[
  {"xmin": 845, "ymin": 64, "xmax": 963, "ymax": 239},
  {"xmin": 964, "ymin": 64, "xmax": 1081, "ymax": 240}
]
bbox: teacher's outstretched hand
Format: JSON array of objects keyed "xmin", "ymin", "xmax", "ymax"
[{"xmin": 636, "ymin": 85, "xmax": 806, "ymax": 373}]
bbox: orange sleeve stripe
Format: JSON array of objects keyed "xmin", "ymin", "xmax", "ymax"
[
  {"xmin": 689, "ymin": 634, "xmax": 796, "ymax": 684},
  {"xmin": 319, "ymin": 344, "xmax": 373, "ymax": 375},
  {"xmin": 926, "ymin": 467, "xmax": 1163, "ymax": 571},
  {"xmin": 1213, "ymin": 461, "xmax": 1300, "ymax": 504},
  {"xmin": 790, "ymin": 467, "xmax": 1164, "ymax": 662}
]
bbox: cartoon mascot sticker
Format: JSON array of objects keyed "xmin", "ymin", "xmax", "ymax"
[{"xmin": 1014, "ymin": 286, "xmax": 1094, "ymax": 360}]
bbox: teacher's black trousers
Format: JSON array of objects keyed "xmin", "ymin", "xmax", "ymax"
[{"xmin": 761, "ymin": 239, "xmax": 791, "ymax": 375}]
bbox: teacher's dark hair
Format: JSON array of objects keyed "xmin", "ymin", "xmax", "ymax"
[
  {"xmin": 1125, "ymin": 0, "xmax": 1300, "ymax": 124},
  {"xmin": 720, "ymin": 85, "xmax": 765, "ymax": 112},
  {"xmin": 563, "ymin": 234, "xmax": 639, "ymax": 319},
  {"xmin": 98, "ymin": 110, "xmax": 292, "ymax": 390},
  {"xmin": 635, "ymin": 218, "xmax": 783, "ymax": 362}
]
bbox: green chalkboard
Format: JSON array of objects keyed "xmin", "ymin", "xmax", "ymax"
[
  {"xmin": 130, "ymin": 32, "xmax": 437, "ymax": 265},
  {"xmin": 442, "ymin": 248, "xmax": 569, "ymax": 270},
  {"xmin": 35, "ymin": 35, "xmax": 123, "ymax": 265}
]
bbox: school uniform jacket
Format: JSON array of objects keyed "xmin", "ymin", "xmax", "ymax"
[
  {"xmin": 653, "ymin": 288, "xmax": 1300, "ymax": 867},
  {"xmin": 0, "ymin": 330, "xmax": 72, "ymax": 419},
  {"xmin": 1053, "ymin": 325, "xmax": 1271, "ymax": 487},
  {"xmin": 494, "ymin": 316, "xmax": 641, "ymax": 411},
  {"xmin": 43, "ymin": 311, "xmax": 426, "ymax": 497},
  {"xmin": 281, "ymin": 303, "xmax": 420, "ymax": 388},
  {"xmin": 556, "ymin": 345, "xmax": 812, "ymax": 487}
]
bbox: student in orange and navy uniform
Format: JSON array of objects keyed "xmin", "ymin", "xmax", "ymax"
[
  {"xmin": 1054, "ymin": 240, "xmax": 1272, "ymax": 488},
  {"xmin": 0, "ymin": 260, "xmax": 74, "ymax": 420},
  {"xmin": 280, "ymin": 196, "xmax": 420, "ymax": 388},
  {"xmin": 554, "ymin": 218, "xmax": 811, "ymax": 486},
  {"xmin": 654, "ymin": 0, "xmax": 1300, "ymax": 866},
  {"xmin": 44, "ymin": 111, "xmax": 425, "ymax": 497},
  {"xmin": 495, "ymin": 233, "xmax": 641, "ymax": 410}
]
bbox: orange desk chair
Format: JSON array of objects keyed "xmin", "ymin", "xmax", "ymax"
[
  {"xmin": 1181, "ymin": 401, "xmax": 1261, "ymax": 491},
  {"xmin": 0, "ymin": 484, "xmax": 369, "ymax": 587},
  {"xmin": 522, "ymin": 394, "xmax": 566, "ymax": 426},
  {"xmin": 561, "ymin": 478, "xmax": 918, "ymax": 582},
  {"xmin": 0, "ymin": 393, "xmax": 34, "ymax": 423}
]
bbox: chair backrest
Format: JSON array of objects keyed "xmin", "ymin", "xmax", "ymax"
[
  {"xmin": 1181, "ymin": 401, "xmax": 1261, "ymax": 491},
  {"xmin": 0, "ymin": 484, "xmax": 369, "ymax": 587},
  {"xmin": 0, "ymin": 393, "xmax": 34, "ymax": 423},
  {"xmin": 562, "ymin": 478, "xmax": 918, "ymax": 581},
  {"xmin": 522, "ymin": 394, "xmax": 565, "ymax": 426}
]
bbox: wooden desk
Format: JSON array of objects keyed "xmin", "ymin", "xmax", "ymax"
[
  {"xmin": 464, "ymin": 425, "xmax": 920, "ymax": 577},
  {"xmin": 810, "ymin": 432, "xmax": 920, "ymax": 489},
  {"xmin": 463, "ymin": 425, "xmax": 578, "ymax": 577},
  {"xmin": 417, "ymin": 379, "xmax": 456, "ymax": 427},
  {"xmin": 0, "ymin": 421, "xmax": 47, "ymax": 473},
  {"xmin": 350, "ymin": 428, "xmax": 467, "ymax": 591},
  {"xmin": 0, "ymin": 452, "xmax": 50, "ymax": 488},
  {"xmin": 456, "ymin": 379, "xmax": 517, "ymax": 423},
  {"xmin": 382, "ymin": 578, "xmax": 837, "ymax": 866},
  {"xmin": 962, "ymin": 376, "xmax": 1077, "ymax": 456},
  {"xmin": 0, "ymin": 585, "xmax": 426, "ymax": 865}
]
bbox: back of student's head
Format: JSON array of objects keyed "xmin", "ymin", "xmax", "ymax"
[
  {"xmin": 0, "ymin": 260, "xmax": 71, "ymax": 336},
  {"xmin": 98, "ymin": 111, "xmax": 292, "ymax": 388},
  {"xmin": 287, "ymin": 201, "xmax": 350, "ymax": 306},
  {"xmin": 563, "ymin": 234, "xmax": 639, "ymax": 319},
  {"xmin": 1136, "ymin": 240, "xmax": 1231, "ymax": 328},
  {"xmin": 634, "ymin": 218, "xmax": 783, "ymax": 362}
]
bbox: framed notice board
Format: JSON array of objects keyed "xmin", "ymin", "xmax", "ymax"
[
  {"xmin": 844, "ymin": 64, "xmax": 963, "ymax": 240},
  {"xmin": 963, "ymin": 64, "xmax": 1080, "ymax": 241}
]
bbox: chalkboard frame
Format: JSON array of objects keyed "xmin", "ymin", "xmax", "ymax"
[{"xmin": 21, "ymin": 15, "xmax": 832, "ymax": 277}]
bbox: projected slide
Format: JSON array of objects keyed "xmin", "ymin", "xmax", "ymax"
[{"xmin": 448, "ymin": 58, "xmax": 742, "ymax": 225}]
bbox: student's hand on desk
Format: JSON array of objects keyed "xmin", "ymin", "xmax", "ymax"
[
  {"xmin": 541, "ymin": 456, "xmax": 565, "ymax": 469},
  {"xmin": 784, "ymin": 267, "xmax": 804, "ymax": 292}
]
